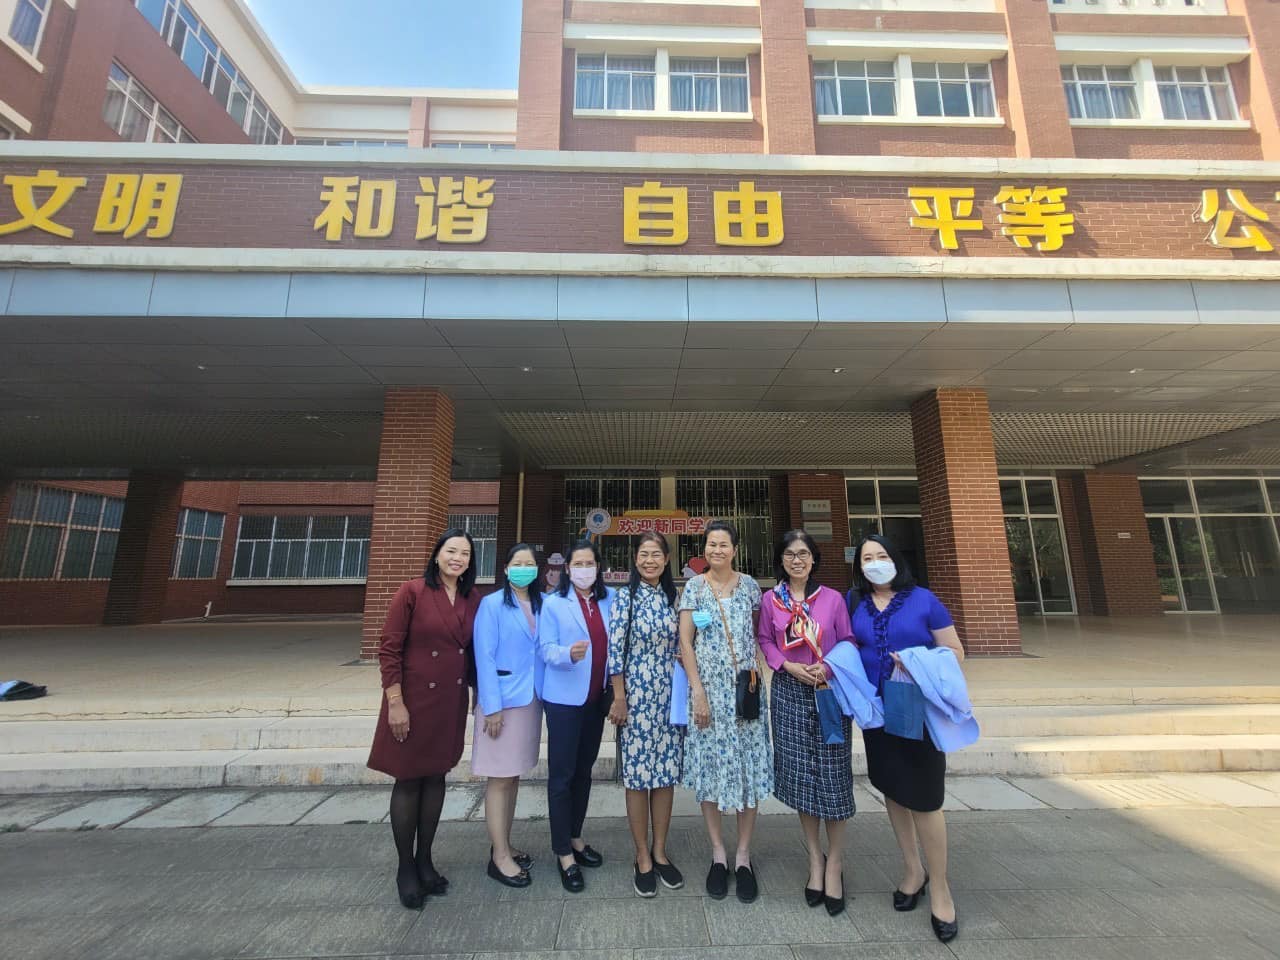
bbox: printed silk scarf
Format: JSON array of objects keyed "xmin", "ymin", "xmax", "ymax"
[{"xmin": 771, "ymin": 582, "xmax": 824, "ymax": 657}]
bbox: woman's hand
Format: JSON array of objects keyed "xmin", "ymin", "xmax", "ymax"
[
  {"xmin": 569, "ymin": 640, "xmax": 589, "ymax": 663},
  {"xmin": 388, "ymin": 700, "xmax": 410, "ymax": 742},
  {"xmin": 889, "ymin": 652, "xmax": 913, "ymax": 681},
  {"xmin": 784, "ymin": 661, "xmax": 823, "ymax": 687},
  {"xmin": 483, "ymin": 710, "xmax": 504, "ymax": 739},
  {"xmin": 608, "ymin": 695, "xmax": 628, "ymax": 727},
  {"xmin": 692, "ymin": 686, "xmax": 712, "ymax": 729}
]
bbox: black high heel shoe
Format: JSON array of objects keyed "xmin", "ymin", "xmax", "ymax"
[
  {"xmin": 804, "ymin": 855, "xmax": 826, "ymax": 908},
  {"xmin": 931, "ymin": 912, "xmax": 959, "ymax": 943},
  {"xmin": 824, "ymin": 872, "xmax": 846, "ymax": 916},
  {"xmin": 893, "ymin": 874, "xmax": 928, "ymax": 912},
  {"xmin": 396, "ymin": 862, "xmax": 425, "ymax": 910}
]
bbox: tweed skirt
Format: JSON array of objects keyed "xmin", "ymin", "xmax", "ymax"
[{"xmin": 770, "ymin": 670, "xmax": 855, "ymax": 820}]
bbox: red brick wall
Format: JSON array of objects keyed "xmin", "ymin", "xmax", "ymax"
[
  {"xmin": 910, "ymin": 388, "xmax": 1021, "ymax": 654},
  {"xmin": 786, "ymin": 473, "xmax": 852, "ymax": 595},
  {"xmin": 1003, "ymin": 0, "xmax": 1075, "ymax": 158},
  {"xmin": 102, "ymin": 471, "xmax": 184, "ymax": 625},
  {"xmin": 237, "ymin": 482, "xmax": 375, "ymax": 506},
  {"xmin": 360, "ymin": 388, "xmax": 456, "ymax": 660},
  {"xmin": 759, "ymin": 0, "xmax": 816, "ymax": 154},
  {"xmin": 0, "ymin": 0, "xmax": 75, "ymax": 134},
  {"xmin": 517, "ymin": 0, "xmax": 565, "ymax": 148}
]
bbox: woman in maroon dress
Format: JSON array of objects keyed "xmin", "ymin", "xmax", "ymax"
[{"xmin": 368, "ymin": 527, "xmax": 482, "ymax": 910}]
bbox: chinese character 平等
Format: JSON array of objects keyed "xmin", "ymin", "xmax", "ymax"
[
  {"xmin": 1197, "ymin": 189, "xmax": 1273, "ymax": 252},
  {"xmin": 416, "ymin": 176, "xmax": 494, "ymax": 243},
  {"xmin": 314, "ymin": 176, "xmax": 397, "ymax": 241},
  {"xmin": 623, "ymin": 181, "xmax": 688, "ymax": 245},
  {"xmin": 993, "ymin": 185, "xmax": 1075, "ymax": 252},
  {"xmin": 908, "ymin": 187, "xmax": 982, "ymax": 250},
  {"xmin": 714, "ymin": 180, "xmax": 783, "ymax": 246},
  {"xmin": 94, "ymin": 174, "xmax": 183, "ymax": 239},
  {"xmin": 0, "ymin": 168, "xmax": 88, "ymax": 238}
]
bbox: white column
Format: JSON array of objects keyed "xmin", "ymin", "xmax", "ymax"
[
  {"xmin": 1135, "ymin": 58, "xmax": 1162, "ymax": 120},
  {"xmin": 897, "ymin": 53, "xmax": 918, "ymax": 120},
  {"xmin": 655, "ymin": 48, "xmax": 672, "ymax": 113}
]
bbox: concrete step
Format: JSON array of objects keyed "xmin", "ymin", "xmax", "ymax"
[
  {"xmin": 5, "ymin": 704, "xmax": 1280, "ymax": 755},
  {"xmin": 3, "ymin": 734, "xmax": 1280, "ymax": 793}
]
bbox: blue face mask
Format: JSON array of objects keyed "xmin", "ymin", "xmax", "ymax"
[
  {"xmin": 691, "ymin": 610, "xmax": 714, "ymax": 630},
  {"xmin": 506, "ymin": 566, "xmax": 538, "ymax": 588}
]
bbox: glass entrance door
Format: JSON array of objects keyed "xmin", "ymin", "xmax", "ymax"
[
  {"xmin": 1147, "ymin": 515, "xmax": 1218, "ymax": 612},
  {"xmin": 1201, "ymin": 515, "xmax": 1280, "ymax": 613}
]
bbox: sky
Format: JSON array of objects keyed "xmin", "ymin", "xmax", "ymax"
[{"xmin": 242, "ymin": 0, "xmax": 523, "ymax": 89}]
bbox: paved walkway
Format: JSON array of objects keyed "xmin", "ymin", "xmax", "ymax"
[{"xmin": 4, "ymin": 797, "xmax": 1279, "ymax": 959}]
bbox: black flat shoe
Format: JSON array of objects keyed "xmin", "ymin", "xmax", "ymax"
[
  {"xmin": 735, "ymin": 865, "xmax": 758, "ymax": 904},
  {"xmin": 572, "ymin": 844, "xmax": 603, "ymax": 868},
  {"xmin": 396, "ymin": 863, "xmax": 425, "ymax": 910},
  {"xmin": 652, "ymin": 852, "xmax": 684, "ymax": 890},
  {"xmin": 824, "ymin": 872, "xmax": 845, "ymax": 916},
  {"xmin": 487, "ymin": 858, "xmax": 532, "ymax": 888},
  {"xmin": 706, "ymin": 862, "xmax": 729, "ymax": 900},
  {"xmin": 417, "ymin": 860, "xmax": 448, "ymax": 896},
  {"xmin": 559, "ymin": 861, "xmax": 585, "ymax": 893},
  {"xmin": 893, "ymin": 874, "xmax": 928, "ymax": 912},
  {"xmin": 805, "ymin": 855, "xmax": 826, "ymax": 908},
  {"xmin": 634, "ymin": 862, "xmax": 658, "ymax": 898},
  {"xmin": 493, "ymin": 845, "xmax": 534, "ymax": 873},
  {"xmin": 931, "ymin": 913, "xmax": 959, "ymax": 943}
]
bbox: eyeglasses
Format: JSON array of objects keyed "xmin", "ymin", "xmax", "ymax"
[{"xmin": 783, "ymin": 551, "xmax": 813, "ymax": 561}]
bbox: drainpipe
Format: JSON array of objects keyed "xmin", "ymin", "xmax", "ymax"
[{"xmin": 516, "ymin": 469, "xmax": 526, "ymax": 541}]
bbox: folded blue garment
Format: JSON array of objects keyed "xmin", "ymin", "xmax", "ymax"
[{"xmin": 669, "ymin": 661, "xmax": 689, "ymax": 726}]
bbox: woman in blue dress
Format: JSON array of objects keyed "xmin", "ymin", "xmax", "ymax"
[
  {"xmin": 847, "ymin": 533, "xmax": 965, "ymax": 944},
  {"xmin": 606, "ymin": 531, "xmax": 685, "ymax": 898}
]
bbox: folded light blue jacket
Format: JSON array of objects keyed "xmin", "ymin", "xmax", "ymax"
[
  {"xmin": 897, "ymin": 646, "xmax": 980, "ymax": 752},
  {"xmin": 823, "ymin": 640, "xmax": 884, "ymax": 731}
]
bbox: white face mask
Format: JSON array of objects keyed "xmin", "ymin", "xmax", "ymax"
[{"xmin": 862, "ymin": 560, "xmax": 897, "ymax": 585}]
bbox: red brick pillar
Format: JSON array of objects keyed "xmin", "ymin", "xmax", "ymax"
[
  {"xmin": 0, "ymin": 475, "xmax": 14, "ymax": 565},
  {"xmin": 360, "ymin": 389, "xmax": 456, "ymax": 661},
  {"xmin": 1226, "ymin": 0, "xmax": 1280, "ymax": 159},
  {"xmin": 1057, "ymin": 471, "xmax": 1163, "ymax": 616},
  {"xmin": 786, "ymin": 473, "xmax": 851, "ymax": 594},
  {"xmin": 102, "ymin": 472, "xmax": 183, "ymax": 625},
  {"xmin": 758, "ymin": 0, "xmax": 817, "ymax": 154},
  {"xmin": 409, "ymin": 97, "xmax": 431, "ymax": 148},
  {"xmin": 1001, "ymin": 0, "xmax": 1075, "ymax": 158},
  {"xmin": 516, "ymin": 0, "xmax": 565, "ymax": 149},
  {"xmin": 910, "ymin": 388, "xmax": 1021, "ymax": 654}
]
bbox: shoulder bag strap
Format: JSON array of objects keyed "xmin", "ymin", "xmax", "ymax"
[{"xmin": 712, "ymin": 585, "xmax": 740, "ymax": 673}]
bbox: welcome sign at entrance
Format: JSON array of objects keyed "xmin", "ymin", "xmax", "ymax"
[{"xmin": 1, "ymin": 157, "xmax": 1277, "ymax": 262}]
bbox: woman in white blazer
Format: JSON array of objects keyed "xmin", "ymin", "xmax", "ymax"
[
  {"xmin": 536, "ymin": 538, "xmax": 615, "ymax": 893},
  {"xmin": 473, "ymin": 542, "xmax": 544, "ymax": 888}
]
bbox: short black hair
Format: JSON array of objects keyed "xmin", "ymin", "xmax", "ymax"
[
  {"xmin": 773, "ymin": 529, "xmax": 822, "ymax": 594},
  {"xmin": 849, "ymin": 533, "xmax": 916, "ymax": 597},
  {"xmin": 559, "ymin": 538, "xmax": 608, "ymax": 602},
  {"xmin": 703, "ymin": 519, "xmax": 738, "ymax": 548},
  {"xmin": 501, "ymin": 541, "xmax": 543, "ymax": 615},
  {"xmin": 423, "ymin": 527, "xmax": 477, "ymax": 595},
  {"xmin": 628, "ymin": 531, "xmax": 677, "ymax": 608}
]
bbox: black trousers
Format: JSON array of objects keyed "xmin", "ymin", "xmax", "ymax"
[{"xmin": 544, "ymin": 697, "xmax": 607, "ymax": 856}]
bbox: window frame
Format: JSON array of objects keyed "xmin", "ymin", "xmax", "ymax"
[
  {"xmin": 7, "ymin": 0, "xmax": 49, "ymax": 58},
  {"xmin": 668, "ymin": 55, "xmax": 749, "ymax": 114},
  {"xmin": 1061, "ymin": 63, "xmax": 1140, "ymax": 121},
  {"xmin": 103, "ymin": 63, "xmax": 195, "ymax": 143},
  {"xmin": 228, "ymin": 514, "xmax": 372, "ymax": 585},
  {"xmin": 1155, "ymin": 64, "xmax": 1238, "ymax": 122},
  {"xmin": 429, "ymin": 141, "xmax": 516, "ymax": 150},
  {"xmin": 1063, "ymin": 57, "xmax": 1250, "ymax": 128},
  {"xmin": 447, "ymin": 513, "xmax": 498, "ymax": 584},
  {"xmin": 0, "ymin": 122, "xmax": 15, "ymax": 140},
  {"xmin": 912, "ymin": 60, "xmax": 996, "ymax": 119},
  {"xmin": 572, "ymin": 49, "xmax": 753, "ymax": 120},
  {"xmin": 294, "ymin": 138, "xmax": 409, "ymax": 147},
  {"xmin": 171, "ymin": 507, "xmax": 225, "ymax": 580},
  {"xmin": 813, "ymin": 58, "xmax": 898, "ymax": 119},
  {"xmin": 2, "ymin": 483, "xmax": 124, "ymax": 582}
]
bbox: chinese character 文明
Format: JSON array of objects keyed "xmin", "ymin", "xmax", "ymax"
[
  {"xmin": 94, "ymin": 174, "xmax": 183, "ymax": 239},
  {"xmin": 1197, "ymin": 189, "xmax": 1273, "ymax": 252},
  {"xmin": 714, "ymin": 180, "xmax": 783, "ymax": 246},
  {"xmin": 623, "ymin": 181, "xmax": 689, "ymax": 245},
  {"xmin": 993, "ymin": 185, "xmax": 1075, "ymax": 252},
  {"xmin": 908, "ymin": 187, "xmax": 982, "ymax": 250},
  {"xmin": 0, "ymin": 168, "xmax": 88, "ymax": 238},
  {"xmin": 416, "ymin": 176, "xmax": 494, "ymax": 243},
  {"xmin": 314, "ymin": 176, "xmax": 396, "ymax": 241}
]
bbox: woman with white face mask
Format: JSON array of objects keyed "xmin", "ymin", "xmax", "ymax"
[
  {"xmin": 846, "ymin": 534, "xmax": 965, "ymax": 944},
  {"xmin": 536, "ymin": 539, "xmax": 616, "ymax": 893}
]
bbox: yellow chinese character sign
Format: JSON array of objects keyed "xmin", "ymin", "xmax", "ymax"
[
  {"xmin": 1197, "ymin": 189, "xmax": 1273, "ymax": 252},
  {"xmin": 993, "ymin": 185, "xmax": 1075, "ymax": 252},
  {"xmin": 623, "ymin": 180, "xmax": 688, "ymax": 246},
  {"xmin": 714, "ymin": 180, "xmax": 783, "ymax": 246},
  {"xmin": 415, "ymin": 176, "xmax": 493, "ymax": 243},
  {"xmin": 0, "ymin": 168, "xmax": 88, "ymax": 238},
  {"xmin": 314, "ymin": 176, "xmax": 397, "ymax": 241},
  {"xmin": 908, "ymin": 187, "xmax": 982, "ymax": 250},
  {"xmin": 93, "ymin": 173, "xmax": 183, "ymax": 239}
]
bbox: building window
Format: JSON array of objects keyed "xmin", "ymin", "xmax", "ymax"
[
  {"xmin": 670, "ymin": 57, "xmax": 748, "ymax": 113},
  {"xmin": 913, "ymin": 62, "xmax": 995, "ymax": 118},
  {"xmin": 1156, "ymin": 66, "xmax": 1237, "ymax": 121},
  {"xmin": 574, "ymin": 53, "xmax": 656, "ymax": 111},
  {"xmin": 430, "ymin": 141, "xmax": 516, "ymax": 150},
  {"xmin": 2, "ymin": 483, "xmax": 123, "ymax": 581},
  {"xmin": 7, "ymin": 0, "xmax": 48, "ymax": 55},
  {"xmin": 103, "ymin": 64, "xmax": 195, "ymax": 143},
  {"xmin": 231, "ymin": 514, "xmax": 371, "ymax": 581},
  {"xmin": 294, "ymin": 138, "xmax": 409, "ymax": 147},
  {"xmin": 0, "ymin": 123, "xmax": 15, "ymax": 140},
  {"xmin": 448, "ymin": 514, "xmax": 498, "ymax": 582},
  {"xmin": 171, "ymin": 508, "xmax": 224, "ymax": 579},
  {"xmin": 814, "ymin": 60, "xmax": 897, "ymax": 117},
  {"xmin": 1061, "ymin": 65, "xmax": 1139, "ymax": 121},
  {"xmin": 674, "ymin": 476, "xmax": 772, "ymax": 581},
  {"xmin": 135, "ymin": 0, "xmax": 285, "ymax": 144}
]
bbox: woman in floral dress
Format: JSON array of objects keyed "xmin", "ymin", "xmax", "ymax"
[
  {"xmin": 678, "ymin": 520, "xmax": 773, "ymax": 904},
  {"xmin": 607, "ymin": 532, "xmax": 686, "ymax": 898}
]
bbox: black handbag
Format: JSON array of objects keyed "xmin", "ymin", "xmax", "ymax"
[{"xmin": 712, "ymin": 586, "xmax": 760, "ymax": 721}]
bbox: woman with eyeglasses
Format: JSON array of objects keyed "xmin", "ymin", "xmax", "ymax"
[
  {"xmin": 757, "ymin": 529, "xmax": 856, "ymax": 915},
  {"xmin": 536, "ymin": 538, "xmax": 616, "ymax": 893},
  {"xmin": 606, "ymin": 531, "xmax": 685, "ymax": 898}
]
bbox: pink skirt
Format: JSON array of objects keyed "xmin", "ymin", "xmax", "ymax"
[{"xmin": 471, "ymin": 699, "xmax": 542, "ymax": 778}]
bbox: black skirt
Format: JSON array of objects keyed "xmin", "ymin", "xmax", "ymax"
[{"xmin": 863, "ymin": 726, "xmax": 945, "ymax": 813}]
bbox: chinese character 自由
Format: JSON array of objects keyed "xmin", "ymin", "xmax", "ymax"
[
  {"xmin": 714, "ymin": 180, "xmax": 783, "ymax": 247},
  {"xmin": 623, "ymin": 181, "xmax": 689, "ymax": 246}
]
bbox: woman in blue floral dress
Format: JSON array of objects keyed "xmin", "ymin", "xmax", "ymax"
[
  {"xmin": 607, "ymin": 531, "xmax": 686, "ymax": 898},
  {"xmin": 678, "ymin": 520, "xmax": 773, "ymax": 904}
]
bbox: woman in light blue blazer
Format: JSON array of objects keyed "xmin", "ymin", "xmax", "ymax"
[
  {"xmin": 473, "ymin": 542, "xmax": 544, "ymax": 889},
  {"xmin": 537, "ymin": 538, "xmax": 615, "ymax": 893}
]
